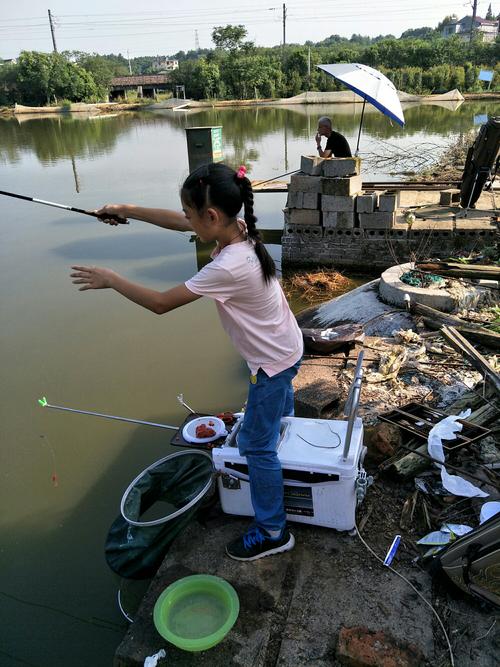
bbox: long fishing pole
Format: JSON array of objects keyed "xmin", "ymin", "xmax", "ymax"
[
  {"xmin": 1, "ymin": 190, "xmax": 128, "ymax": 224},
  {"xmin": 38, "ymin": 397, "xmax": 178, "ymax": 430}
]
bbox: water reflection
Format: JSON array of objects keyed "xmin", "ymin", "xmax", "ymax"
[{"xmin": 1, "ymin": 100, "xmax": 496, "ymax": 171}]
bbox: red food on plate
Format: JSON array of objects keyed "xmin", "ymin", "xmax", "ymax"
[
  {"xmin": 195, "ymin": 424, "xmax": 216, "ymax": 439},
  {"xmin": 216, "ymin": 412, "xmax": 236, "ymax": 425}
]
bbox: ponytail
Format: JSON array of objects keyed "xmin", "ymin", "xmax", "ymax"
[
  {"xmin": 238, "ymin": 177, "xmax": 276, "ymax": 283},
  {"xmin": 181, "ymin": 163, "xmax": 276, "ymax": 283}
]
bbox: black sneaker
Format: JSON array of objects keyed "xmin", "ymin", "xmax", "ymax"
[{"xmin": 226, "ymin": 526, "xmax": 295, "ymax": 561}]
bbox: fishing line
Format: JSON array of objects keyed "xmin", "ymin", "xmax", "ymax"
[
  {"xmin": 39, "ymin": 434, "xmax": 59, "ymax": 487},
  {"xmin": 0, "ymin": 590, "xmax": 125, "ymax": 633},
  {"xmin": 355, "ymin": 522, "xmax": 455, "ymax": 667}
]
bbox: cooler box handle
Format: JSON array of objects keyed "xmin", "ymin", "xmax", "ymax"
[{"xmin": 342, "ymin": 350, "xmax": 364, "ymax": 461}]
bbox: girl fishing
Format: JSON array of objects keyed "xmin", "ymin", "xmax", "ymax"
[{"xmin": 70, "ymin": 162, "xmax": 303, "ymax": 561}]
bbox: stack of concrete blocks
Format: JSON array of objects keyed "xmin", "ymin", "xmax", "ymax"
[
  {"xmin": 285, "ymin": 155, "xmax": 362, "ymax": 231},
  {"xmin": 357, "ymin": 190, "xmax": 400, "ymax": 230}
]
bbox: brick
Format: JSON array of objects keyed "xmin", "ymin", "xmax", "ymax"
[
  {"xmin": 321, "ymin": 175, "xmax": 362, "ymax": 196},
  {"xmin": 289, "ymin": 173, "xmax": 322, "ymax": 193},
  {"xmin": 300, "ymin": 155, "xmax": 325, "ymax": 176},
  {"xmin": 323, "ymin": 211, "xmax": 355, "ymax": 228},
  {"xmin": 356, "ymin": 193, "xmax": 377, "ymax": 213},
  {"xmin": 358, "ymin": 212, "xmax": 396, "ymax": 229},
  {"xmin": 322, "ymin": 157, "xmax": 361, "ymax": 177},
  {"xmin": 321, "ymin": 195, "xmax": 356, "ymax": 212},
  {"xmin": 439, "ymin": 188, "xmax": 461, "ymax": 206},
  {"xmin": 378, "ymin": 190, "xmax": 400, "ymax": 212},
  {"xmin": 337, "ymin": 626, "xmax": 425, "ymax": 667},
  {"xmin": 288, "ymin": 209, "xmax": 321, "ymax": 226}
]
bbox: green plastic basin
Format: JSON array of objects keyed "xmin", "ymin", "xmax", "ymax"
[{"xmin": 153, "ymin": 574, "xmax": 239, "ymax": 652}]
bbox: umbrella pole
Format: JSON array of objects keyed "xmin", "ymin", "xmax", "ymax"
[{"xmin": 355, "ymin": 99, "xmax": 366, "ymax": 155}]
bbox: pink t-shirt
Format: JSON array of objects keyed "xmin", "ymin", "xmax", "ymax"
[{"xmin": 185, "ymin": 240, "xmax": 303, "ymax": 376}]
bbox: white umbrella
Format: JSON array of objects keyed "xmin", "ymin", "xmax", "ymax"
[{"xmin": 317, "ymin": 63, "xmax": 405, "ymax": 154}]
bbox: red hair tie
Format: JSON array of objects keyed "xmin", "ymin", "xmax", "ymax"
[{"xmin": 236, "ymin": 165, "xmax": 247, "ymax": 179}]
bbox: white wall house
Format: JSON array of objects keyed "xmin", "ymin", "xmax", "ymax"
[{"xmin": 441, "ymin": 15, "xmax": 499, "ymax": 42}]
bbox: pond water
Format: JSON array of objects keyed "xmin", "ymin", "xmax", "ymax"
[{"xmin": 0, "ymin": 100, "xmax": 497, "ymax": 666}]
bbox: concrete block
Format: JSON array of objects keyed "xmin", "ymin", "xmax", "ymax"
[
  {"xmin": 289, "ymin": 173, "xmax": 322, "ymax": 194},
  {"xmin": 289, "ymin": 208, "xmax": 322, "ymax": 226},
  {"xmin": 378, "ymin": 190, "xmax": 400, "ymax": 212},
  {"xmin": 358, "ymin": 212, "xmax": 396, "ymax": 229},
  {"xmin": 321, "ymin": 195, "xmax": 356, "ymax": 212},
  {"xmin": 439, "ymin": 189, "xmax": 461, "ymax": 206},
  {"xmin": 286, "ymin": 191, "xmax": 303, "ymax": 208},
  {"xmin": 300, "ymin": 155, "xmax": 325, "ymax": 176},
  {"xmin": 322, "ymin": 157, "xmax": 361, "ymax": 177},
  {"xmin": 321, "ymin": 175, "xmax": 362, "ymax": 196},
  {"xmin": 356, "ymin": 192, "xmax": 378, "ymax": 213},
  {"xmin": 302, "ymin": 192, "xmax": 320, "ymax": 209},
  {"xmin": 323, "ymin": 211, "xmax": 355, "ymax": 228}
]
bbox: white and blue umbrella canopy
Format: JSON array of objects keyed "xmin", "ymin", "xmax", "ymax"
[{"xmin": 317, "ymin": 62, "xmax": 405, "ymax": 126}]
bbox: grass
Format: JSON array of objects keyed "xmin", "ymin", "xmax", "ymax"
[{"xmin": 282, "ymin": 268, "xmax": 351, "ymax": 304}]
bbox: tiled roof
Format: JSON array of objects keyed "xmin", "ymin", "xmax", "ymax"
[{"xmin": 110, "ymin": 75, "xmax": 170, "ymax": 86}]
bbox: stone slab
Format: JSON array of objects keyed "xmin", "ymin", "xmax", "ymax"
[
  {"xmin": 114, "ymin": 516, "xmax": 290, "ymax": 667},
  {"xmin": 321, "ymin": 175, "xmax": 363, "ymax": 196},
  {"xmin": 321, "ymin": 195, "xmax": 356, "ymax": 212}
]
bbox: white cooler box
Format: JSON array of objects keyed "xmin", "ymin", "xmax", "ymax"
[{"xmin": 212, "ymin": 351, "xmax": 366, "ymax": 531}]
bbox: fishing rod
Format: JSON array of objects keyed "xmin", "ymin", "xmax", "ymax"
[
  {"xmin": 1, "ymin": 190, "xmax": 128, "ymax": 224},
  {"xmin": 38, "ymin": 397, "xmax": 178, "ymax": 430}
]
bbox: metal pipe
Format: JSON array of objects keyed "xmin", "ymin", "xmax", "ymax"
[{"xmin": 38, "ymin": 397, "xmax": 178, "ymax": 430}]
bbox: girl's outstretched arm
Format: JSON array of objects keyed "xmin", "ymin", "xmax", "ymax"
[
  {"xmin": 95, "ymin": 204, "xmax": 193, "ymax": 232},
  {"xmin": 70, "ymin": 266, "xmax": 200, "ymax": 314}
]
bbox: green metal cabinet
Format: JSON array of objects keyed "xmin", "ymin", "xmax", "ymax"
[{"xmin": 185, "ymin": 126, "xmax": 223, "ymax": 173}]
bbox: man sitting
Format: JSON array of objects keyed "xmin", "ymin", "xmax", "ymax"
[{"xmin": 315, "ymin": 117, "xmax": 352, "ymax": 158}]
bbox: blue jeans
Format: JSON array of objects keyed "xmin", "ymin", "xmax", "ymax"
[{"xmin": 237, "ymin": 359, "xmax": 301, "ymax": 533}]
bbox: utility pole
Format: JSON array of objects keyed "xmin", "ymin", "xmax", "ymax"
[
  {"xmin": 470, "ymin": 0, "xmax": 478, "ymax": 43},
  {"xmin": 195, "ymin": 29, "xmax": 200, "ymax": 51},
  {"xmin": 127, "ymin": 50, "xmax": 132, "ymax": 74},
  {"xmin": 47, "ymin": 9, "xmax": 57, "ymax": 53},
  {"xmin": 308, "ymin": 45, "xmax": 311, "ymax": 89},
  {"xmin": 282, "ymin": 3, "xmax": 287, "ymax": 46}
]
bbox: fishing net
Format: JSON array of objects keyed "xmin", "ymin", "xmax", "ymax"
[
  {"xmin": 105, "ymin": 450, "xmax": 214, "ymax": 579},
  {"xmin": 400, "ymin": 270, "xmax": 444, "ymax": 288}
]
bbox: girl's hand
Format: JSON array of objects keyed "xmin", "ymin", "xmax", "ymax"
[
  {"xmin": 94, "ymin": 204, "xmax": 129, "ymax": 226},
  {"xmin": 315, "ymin": 132, "xmax": 321, "ymax": 147},
  {"xmin": 71, "ymin": 265, "xmax": 118, "ymax": 290}
]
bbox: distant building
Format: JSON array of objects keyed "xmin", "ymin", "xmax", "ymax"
[
  {"xmin": 0, "ymin": 58, "xmax": 17, "ymax": 65},
  {"xmin": 441, "ymin": 15, "xmax": 499, "ymax": 42},
  {"xmin": 151, "ymin": 58, "xmax": 179, "ymax": 72},
  {"xmin": 109, "ymin": 74, "xmax": 171, "ymax": 100}
]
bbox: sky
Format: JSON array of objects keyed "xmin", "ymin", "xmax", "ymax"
[{"xmin": 0, "ymin": 0, "xmax": 493, "ymax": 59}]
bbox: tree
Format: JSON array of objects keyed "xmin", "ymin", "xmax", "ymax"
[
  {"xmin": 485, "ymin": 4, "xmax": 493, "ymax": 20},
  {"xmin": 15, "ymin": 51, "xmax": 98, "ymax": 105},
  {"xmin": 212, "ymin": 25, "xmax": 248, "ymax": 52}
]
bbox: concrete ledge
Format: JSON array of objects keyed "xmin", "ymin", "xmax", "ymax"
[{"xmin": 378, "ymin": 262, "xmax": 491, "ymax": 312}]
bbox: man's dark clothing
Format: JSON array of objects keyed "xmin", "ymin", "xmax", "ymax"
[{"xmin": 325, "ymin": 131, "xmax": 352, "ymax": 157}]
